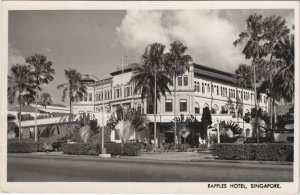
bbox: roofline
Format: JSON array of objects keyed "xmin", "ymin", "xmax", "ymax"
[{"xmin": 193, "ymin": 63, "xmax": 234, "ymax": 77}]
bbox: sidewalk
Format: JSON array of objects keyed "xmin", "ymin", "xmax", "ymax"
[{"xmin": 9, "ymin": 151, "xmax": 293, "ymax": 166}]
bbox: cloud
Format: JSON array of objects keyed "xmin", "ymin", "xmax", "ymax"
[
  {"xmin": 285, "ymin": 12, "xmax": 294, "ymax": 32},
  {"xmin": 8, "ymin": 44, "xmax": 26, "ymax": 66},
  {"xmin": 116, "ymin": 10, "xmax": 249, "ymax": 72}
]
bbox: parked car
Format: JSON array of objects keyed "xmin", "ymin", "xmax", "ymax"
[{"xmin": 52, "ymin": 138, "xmax": 67, "ymax": 151}]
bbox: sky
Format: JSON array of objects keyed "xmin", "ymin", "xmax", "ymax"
[{"xmin": 8, "ymin": 9, "xmax": 294, "ymax": 106}]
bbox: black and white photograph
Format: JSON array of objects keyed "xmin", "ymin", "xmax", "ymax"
[{"xmin": 1, "ymin": 1, "xmax": 299, "ymax": 194}]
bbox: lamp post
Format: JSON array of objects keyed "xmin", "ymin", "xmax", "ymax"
[
  {"xmin": 84, "ymin": 73, "xmax": 106, "ymax": 155},
  {"xmin": 217, "ymin": 119, "xmax": 220, "ymax": 144}
]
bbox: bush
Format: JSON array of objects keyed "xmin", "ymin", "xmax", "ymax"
[
  {"xmin": 177, "ymin": 143, "xmax": 191, "ymax": 152},
  {"xmin": 211, "ymin": 143, "xmax": 293, "ymax": 161},
  {"xmin": 8, "ymin": 141, "xmax": 41, "ymax": 153},
  {"xmin": 123, "ymin": 143, "xmax": 141, "ymax": 156},
  {"xmin": 105, "ymin": 143, "xmax": 122, "ymax": 156},
  {"xmin": 62, "ymin": 143, "xmax": 99, "ymax": 156}
]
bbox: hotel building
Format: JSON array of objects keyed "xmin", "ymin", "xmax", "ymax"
[{"xmin": 73, "ymin": 63, "xmax": 269, "ymax": 143}]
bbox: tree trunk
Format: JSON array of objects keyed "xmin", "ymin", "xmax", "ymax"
[
  {"xmin": 18, "ymin": 95, "xmax": 22, "ymax": 141},
  {"xmin": 154, "ymin": 70, "xmax": 157, "ymax": 150},
  {"xmin": 35, "ymin": 92, "xmax": 38, "ymax": 142},
  {"xmin": 69, "ymin": 96, "xmax": 72, "ymax": 128},
  {"xmin": 252, "ymin": 60, "xmax": 259, "ymax": 143},
  {"xmin": 242, "ymin": 85, "xmax": 245, "ymax": 132},
  {"xmin": 174, "ymin": 74, "xmax": 177, "ymax": 149}
]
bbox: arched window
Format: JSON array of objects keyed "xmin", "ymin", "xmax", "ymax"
[
  {"xmin": 202, "ymin": 83, "xmax": 205, "ymax": 93},
  {"xmin": 194, "ymin": 102, "xmax": 200, "ymax": 114},
  {"xmin": 194, "ymin": 81, "xmax": 197, "ymax": 91},
  {"xmin": 207, "ymin": 84, "xmax": 210, "ymax": 93},
  {"xmin": 221, "ymin": 106, "xmax": 228, "ymax": 114},
  {"xmin": 197, "ymin": 82, "xmax": 200, "ymax": 92},
  {"xmin": 214, "ymin": 104, "xmax": 219, "ymax": 114},
  {"xmin": 203, "ymin": 103, "xmax": 209, "ymax": 109}
]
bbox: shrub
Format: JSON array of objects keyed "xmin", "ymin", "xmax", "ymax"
[
  {"xmin": 123, "ymin": 143, "xmax": 141, "ymax": 156},
  {"xmin": 62, "ymin": 143, "xmax": 99, "ymax": 156},
  {"xmin": 211, "ymin": 143, "xmax": 293, "ymax": 161},
  {"xmin": 105, "ymin": 143, "xmax": 122, "ymax": 156},
  {"xmin": 177, "ymin": 143, "xmax": 191, "ymax": 152},
  {"xmin": 8, "ymin": 141, "xmax": 41, "ymax": 153}
]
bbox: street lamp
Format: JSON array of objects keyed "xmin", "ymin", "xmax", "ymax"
[{"xmin": 84, "ymin": 73, "xmax": 106, "ymax": 155}]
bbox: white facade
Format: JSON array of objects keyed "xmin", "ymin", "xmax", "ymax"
[{"xmin": 73, "ymin": 63, "xmax": 269, "ymax": 122}]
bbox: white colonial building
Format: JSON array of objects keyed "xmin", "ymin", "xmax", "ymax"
[{"xmin": 73, "ymin": 63, "xmax": 269, "ymax": 144}]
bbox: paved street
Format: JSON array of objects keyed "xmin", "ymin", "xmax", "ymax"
[{"xmin": 7, "ymin": 154, "xmax": 293, "ymax": 182}]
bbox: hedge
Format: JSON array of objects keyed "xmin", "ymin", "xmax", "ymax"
[
  {"xmin": 123, "ymin": 143, "xmax": 141, "ymax": 156},
  {"xmin": 105, "ymin": 143, "xmax": 122, "ymax": 156},
  {"xmin": 8, "ymin": 141, "xmax": 41, "ymax": 153},
  {"xmin": 62, "ymin": 143, "xmax": 99, "ymax": 156},
  {"xmin": 211, "ymin": 143, "xmax": 293, "ymax": 161}
]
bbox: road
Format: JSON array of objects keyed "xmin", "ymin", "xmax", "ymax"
[{"xmin": 7, "ymin": 155, "xmax": 293, "ymax": 182}]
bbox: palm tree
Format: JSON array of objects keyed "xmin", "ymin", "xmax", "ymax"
[
  {"xmin": 26, "ymin": 54, "xmax": 55, "ymax": 141},
  {"xmin": 130, "ymin": 43, "xmax": 172, "ymax": 149},
  {"xmin": 235, "ymin": 64, "xmax": 252, "ymax": 130},
  {"xmin": 260, "ymin": 16, "xmax": 290, "ymax": 132},
  {"xmin": 57, "ymin": 68, "xmax": 87, "ymax": 127},
  {"xmin": 233, "ymin": 14, "xmax": 268, "ymax": 141},
  {"xmin": 273, "ymin": 32, "xmax": 294, "ymax": 103},
  {"xmin": 39, "ymin": 92, "xmax": 53, "ymax": 113},
  {"xmin": 164, "ymin": 41, "xmax": 192, "ymax": 148},
  {"xmin": 8, "ymin": 64, "xmax": 35, "ymax": 140}
]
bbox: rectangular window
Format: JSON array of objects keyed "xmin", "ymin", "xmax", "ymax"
[
  {"xmin": 84, "ymin": 94, "xmax": 87, "ymax": 101},
  {"xmin": 89, "ymin": 93, "xmax": 92, "ymax": 101},
  {"xmin": 217, "ymin": 86, "xmax": 219, "ymax": 95},
  {"xmin": 180, "ymin": 99, "xmax": 187, "ymax": 112},
  {"xmin": 114, "ymin": 88, "xmax": 121, "ymax": 99},
  {"xmin": 202, "ymin": 83, "xmax": 205, "ymax": 93},
  {"xmin": 183, "ymin": 76, "xmax": 188, "ymax": 86},
  {"xmin": 165, "ymin": 99, "xmax": 173, "ymax": 112},
  {"xmin": 124, "ymin": 86, "xmax": 132, "ymax": 97},
  {"xmin": 207, "ymin": 84, "xmax": 210, "ymax": 93},
  {"xmin": 178, "ymin": 76, "xmax": 182, "ymax": 86}
]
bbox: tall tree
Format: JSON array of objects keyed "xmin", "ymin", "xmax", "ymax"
[
  {"xmin": 273, "ymin": 32, "xmax": 294, "ymax": 103},
  {"xmin": 233, "ymin": 14, "xmax": 268, "ymax": 141},
  {"xmin": 26, "ymin": 54, "xmax": 55, "ymax": 141},
  {"xmin": 201, "ymin": 107, "xmax": 212, "ymax": 145},
  {"xmin": 235, "ymin": 64, "xmax": 252, "ymax": 130},
  {"xmin": 164, "ymin": 41, "xmax": 192, "ymax": 148},
  {"xmin": 39, "ymin": 92, "xmax": 53, "ymax": 113},
  {"xmin": 8, "ymin": 64, "xmax": 35, "ymax": 140},
  {"xmin": 130, "ymin": 43, "xmax": 172, "ymax": 149},
  {"xmin": 260, "ymin": 15, "xmax": 290, "ymax": 131},
  {"xmin": 57, "ymin": 68, "xmax": 87, "ymax": 127}
]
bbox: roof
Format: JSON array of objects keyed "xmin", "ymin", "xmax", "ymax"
[
  {"xmin": 193, "ymin": 63, "xmax": 236, "ymax": 85},
  {"xmin": 10, "ymin": 105, "xmax": 44, "ymax": 113},
  {"xmin": 50, "ymin": 104, "xmax": 67, "ymax": 108}
]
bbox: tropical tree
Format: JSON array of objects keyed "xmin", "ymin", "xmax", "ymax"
[
  {"xmin": 107, "ymin": 106, "xmax": 149, "ymax": 143},
  {"xmin": 273, "ymin": 32, "xmax": 294, "ymax": 103},
  {"xmin": 57, "ymin": 68, "xmax": 87, "ymax": 127},
  {"xmin": 8, "ymin": 64, "xmax": 35, "ymax": 140},
  {"xmin": 164, "ymin": 41, "xmax": 192, "ymax": 148},
  {"xmin": 201, "ymin": 107, "xmax": 212, "ymax": 144},
  {"xmin": 235, "ymin": 64, "xmax": 252, "ymax": 130},
  {"xmin": 26, "ymin": 54, "xmax": 55, "ymax": 141},
  {"xmin": 130, "ymin": 43, "xmax": 172, "ymax": 149},
  {"xmin": 39, "ymin": 92, "xmax": 53, "ymax": 113},
  {"xmin": 233, "ymin": 14, "xmax": 268, "ymax": 141}
]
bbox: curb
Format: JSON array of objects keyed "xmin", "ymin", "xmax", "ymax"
[
  {"xmin": 8, "ymin": 153, "xmax": 293, "ymax": 166},
  {"xmin": 190, "ymin": 158, "xmax": 294, "ymax": 165}
]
